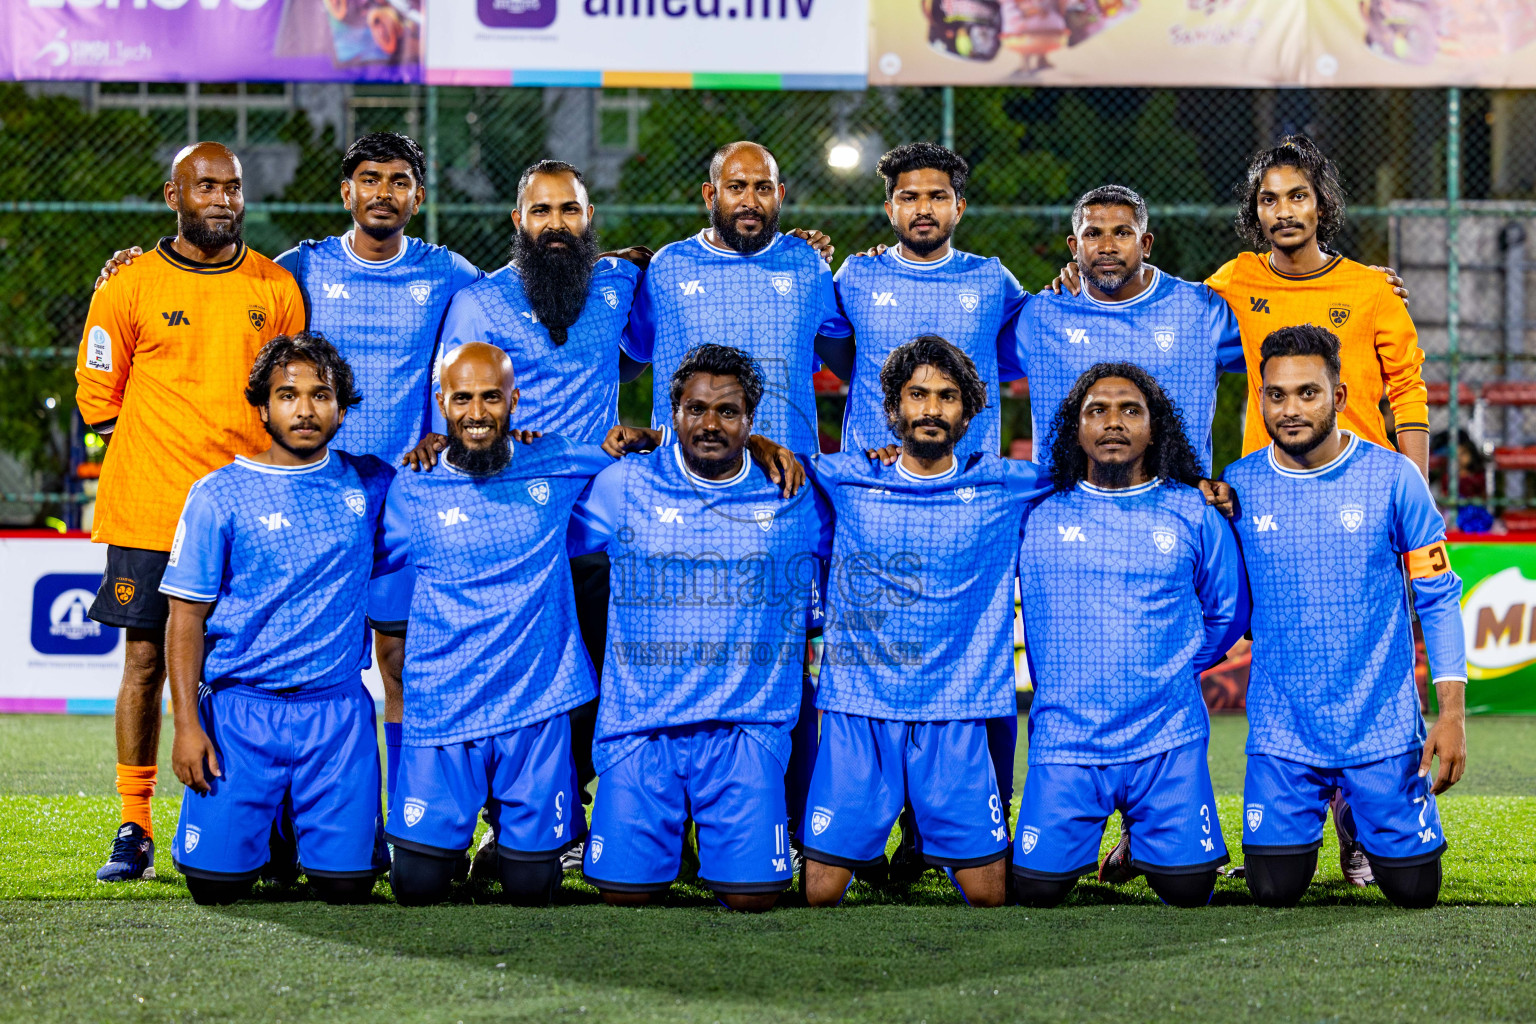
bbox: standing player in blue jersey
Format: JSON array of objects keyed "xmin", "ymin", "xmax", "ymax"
[
  {"xmin": 1012, "ymin": 363, "xmax": 1248, "ymax": 908},
  {"xmin": 375, "ymin": 342, "xmax": 611, "ymax": 906},
  {"xmin": 160, "ymin": 333, "xmax": 391, "ymax": 905},
  {"xmin": 625, "ymin": 141, "xmax": 851, "ymax": 456},
  {"xmin": 568, "ymin": 345, "xmax": 827, "ymax": 910},
  {"xmin": 1226, "ymin": 325, "xmax": 1466, "ymax": 909},
  {"xmin": 801, "ymin": 337, "xmax": 1051, "ymax": 909},
  {"xmin": 1009, "ymin": 185, "xmax": 1245, "ymax": 473},
  {"xmin": 825, "ymin": 142, "xmax": 1031, "ymax": 883}
]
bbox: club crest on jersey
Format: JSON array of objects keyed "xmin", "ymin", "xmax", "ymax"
[
  {"xmin": 753, "ymin": 508, "xmax": 775, "ymax": 532},
  {"xmin": 247, "ymin": 306, "xmax": 267, "ymax": 331},
  {"xmin": 589, "ymin": 836, "xmax": 604, "ymax": 862},
  {"xmin": 1339, "ymin": 505, "xmax": 1365, "ymax": 532},
  {"xmin": 957, "ymin": 289, "xmax": 980, "ymax": 313},
  {"xmin": 343, "ymin": 490, "xmax": 367, "ymax": 517},
  {"xmin": 810, "ymin": 806, "xmax": 833, "ymax": 836},
  {"xmin": 1330, "ymin": 305, "xmax": 1351, "ymax": 328},
  {"xmin": 409, "ymin": 282, "xmax": 431, "ymax": 306},
  {"xmin": 402, "ymin": 799, "xmax": 427, "ymax": 828},
  {"xmin": 183, "ymin": 825, "xmax": 200, "ymax": 854},
  {"xmin": 1245, "ymin": 804, "xmax": 1264, "ymax": 832},
  {"xmin": 1154, "ymin": 327, "xmax": 1175, "ymax": 352},
  {"xmin": 1152, "ymin": 529, "xmax": 1176, "ymax": 554},
  {"xmin": 771, "ymin": 275, "xmax": 793, "ymax": 296},
  {"xmin": 527, "ymin": 479, "xmax": 550, "ymax": 506},
  {"xmin": 955, "ymin": 485, "xmax": 976, "ymax": 504},
  {"xmin": 601, "ymin": 287, "xmax": 618, "ymax": 309},
  {"xmin": 1019, "ymin": 827, "xmax": 1039, "ymax": 854},
  {"xmin": 114, "ymin": 578, "xmax": 135, "ymax": 606}
]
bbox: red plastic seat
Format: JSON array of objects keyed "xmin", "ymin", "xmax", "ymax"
[
  {"xmin": 1424, "ymin": 381, "xmax": 1477, "ymax": 405},
  {"xmin": 1480, "ymin": 381, "xmax": 1536, "ymax": 406},
  {"xmin": 1491, "ymin": 446, "xmax": 1536, "ymax": 471}
]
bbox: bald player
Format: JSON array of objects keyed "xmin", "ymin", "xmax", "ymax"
[
  {"xmin": 374, "ymin": 342, "xmax": 616, "ymax": 905},
  {"xmin": 76, "ymin": 142, "xmax": 304, "ymax": 882}
]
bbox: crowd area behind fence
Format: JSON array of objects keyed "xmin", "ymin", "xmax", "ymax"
[{"xmin": 2, "ymin": 82, "xmax": 1534, "ymax": 528}]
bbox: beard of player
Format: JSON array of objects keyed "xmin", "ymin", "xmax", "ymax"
[
  {"xmin": 710, "ymin": 195, "xmax": 780, "ymax": 256},
  {"xmin": 1272, "ymin": 401, "xmax": 1337, "ymax": 461},
  {"xmin": 445, "ymin": 415, "xmax": 512, "ymax": 476},
  {"xmin": 894, "ymin": 407, "xmax": 970, "ymax": 462},
  {"xmin": 179, "ymin": 202, "xmax": 244, "ymax": 252},
  {"xmin": 1088, "ymin": 448, "xmax": 1137, "ymax": 489},
  {"xmin": 894, "ymin": 210, "xmax": 954, "ymax": 259},
  {"xmin": 1076, "ymin": 240, "xmax": 1141, "ymax": 296},
  {"xmin": 510, "ymin": 222, "xmax": 601, "ymax": 345},
  {"xmin": 263, "ymin": 386, "xmax": 340, "ymax": 462}
]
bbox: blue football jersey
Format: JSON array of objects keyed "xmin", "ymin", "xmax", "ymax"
[
  {"xmin": 275, "ymin": 234, "xmax": 482, "ymax": 462},
  {"xmin": 1018, "ymin": 479, "xmax": 1249, "ymax": 765},
  {"xmin": 812, "ymin": 452, "xmax": 1049, "ymax": 721},
  {"xmin": 568, "ymin": 444, "xmax": 833, "ymax": 774},
  {"xmin": 832, "ymin": 247, "xmax": 1027, "ymax": 458},
  {"xmin": 159, "ymin": 451, "xmax": 393, "ymax": 693},
  {"xmin": 1009, "ymin": 268, "xmax": 1244, "ymax": 472},
  {"xmin": 436, "ymin": 257, "xmax": 642, "ymax": 444},
  {"xmin": 375, "ymin": 436, "xmax": 613, "ymax": 746},
  {"xmin": 626, "ymin": 231, "xmax": 848, "ymax": 454},
  {"xmin": 1226, "ymin": 434, "xmax": 1467, "ymax": 767}
]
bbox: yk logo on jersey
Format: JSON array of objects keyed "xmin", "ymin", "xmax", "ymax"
[
  {"xmin": 402, "ymin": 799, "xmax": 427, "ymax": 827},
  {"xmin": 527, "ymin": 479, "xmax": 550, "ymax": 506},
  {"xmin": 343, "ymin": 490, "xmax": 367, "ymax": 517},
  {"xmin": 1245, "ymin": 804, "xmax": 1264, "ymax": 832},
  {"xmin": 409, "ymin": 283, "xmax": 431, "ymax": 306},
  {"xmin": 1339, "ymin": 505, "xmax": 1365, "ymax": 532},
  {"xmin": 957, "ymin": 289, "xmax": 979, "ymax": 313},
  {"xmin": 1152, "ymin": 529, "xmax": 1176, "ymax": 554}
]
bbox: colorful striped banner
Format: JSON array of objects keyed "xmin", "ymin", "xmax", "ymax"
[{"xmin": 424, "ymin": 69, "xmax": 864, "ymax": 90}]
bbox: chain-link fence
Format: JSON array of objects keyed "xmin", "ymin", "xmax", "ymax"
[{"xmin": 3, "ymin": 81, "xmax": 1534, "ymax": 526}]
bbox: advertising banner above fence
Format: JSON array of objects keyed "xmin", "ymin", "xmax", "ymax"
[
  {"xmin": 423, "ymin": 0, "xmax": 868, "ymax": 90},
  {"xmin": 6, "ymin": 0, "xmax": 422, "ymax": 83},
  {"xmin": 872, "ymin": 0, "xmax": 1536, "ymax": 89}
]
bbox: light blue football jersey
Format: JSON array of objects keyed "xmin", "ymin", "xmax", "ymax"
[
  {"xmin": 831, "ymin": 246, "xmax": 1027, "ymax": 458},
  {"xmin": 811, "ymin": 451, "xmax": 1049, "ymax": 721},
  {"xmin": 626, "ymin": 231, "xmax": 848, "ymax": 454},
  {"xmin": 159, "ymin": 451, "xmax": 393, "ymax": 693},
  {"xmin": 275, "ymin": 234, "xmax": 481, "ymax": 462},
  {"xmin": 1018, "ymin": 478, "xmax": 1249, "ymax": 765},
  {"xmin": 436, "ymin": 257, "xmax": 642, "ymax": 445},
  {"xmin": 375, "ymin": 436, "xmax": 613, "ymax": 746},
  {"xmin": 1009, "ymin": 268, "xmax": 1244, "ymax": 472},
  {"xmin": 1226, "ymin": 434, "xmax": 1467, "ymax": 767},
  {"xmin": 568, "ymin": 444, "xmax": 833, "ymax": 774}
]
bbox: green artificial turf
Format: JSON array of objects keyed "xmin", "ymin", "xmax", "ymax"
[{"xmin": 1, "ymin": 713, "xmax": 1533, "ymax": 1023}]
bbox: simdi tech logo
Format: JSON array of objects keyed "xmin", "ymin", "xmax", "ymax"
[
  {"xmin": 30, "ymin": 574, "xmax": 120, "ymax": 657},
  {"xmin": 478, "ymin": 0, "xmax": 557, "ymax": 28},
  {"xmin": 1461, "ymin": 566, "xmax": 1536, "ymax": 679}
]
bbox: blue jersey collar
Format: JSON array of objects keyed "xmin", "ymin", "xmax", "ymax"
[
  {"xmin": 1078, "ymin": 477, "xmax": 1161, "ymax": 498},
  {"xmin": 234, "ymin": 451, "xmax": 332, "ymax": 475},
  {"xmin": 1081, "ymin": 266, "xmax": 1161, "ymax": 309},
  {"xmin": 1266, "ymin": 431, "xmax": 1360, "ymax": 478},
  {"xmin": 673, "ymin": 444, "xmax": 752, "ymax": 488},
  {"xmin": 890, "ymin": 245, "xmax": 957, "ymax": 270},
  {"xmin": 340, "ymin": 231, "xmax": 413, "ymax": 270},
  {"xmin": 894, "ymin": 456, "xmax": 959, "ymax": 483},
  {"xmin": 694, "ymin": 229, "xmax": 781, "ymax": 260}
]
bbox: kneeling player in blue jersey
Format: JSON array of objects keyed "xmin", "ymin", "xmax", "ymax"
[
  {"xmin": 1012, "ymin": 363, "xmax": 1249, "ymax": 908},
  {"xmin": 1227, "ymin": 325, "xmax": 1467, "ymax": 909},
  {"xmin": 375, "ymin": 342, "xmax": 614, "ymax": 906},
  {"xmin": 801, "ymin": 336, "xmax": 1053, "ymax": 908},
  {"xmin": 162, "ymin": 333, "xmax": 392, "ymax": 905},
  {"xmin": 568, "ymin": 345, "xmax": 827, "ymax": 910}
]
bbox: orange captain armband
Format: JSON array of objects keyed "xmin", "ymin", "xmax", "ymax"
[{"xmin": 1406, "ymin": 541, "xmax": 1452, "ymax": 579}]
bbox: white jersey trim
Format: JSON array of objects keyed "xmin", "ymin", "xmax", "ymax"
[
  {"xmin": 1266, "ymin": 431, "xmax": 1360, "ymax": 478},
  {"xmin": 693, "ymin": 229, "xmax": 781, "ymax": 260},
  {"xmin": 891, "ymin": 245, "xmax": 957, "ymax": 270},
  {"xmin": 233, "ymin": 452, "xmax": 333, "ymax": 475},
  {"xmin": 673, "ymin": 444, "xmax": 752, "ymax": 489},
  {"xmin": 340, "ymin": 231, "xmax": 414, "ymax": 271},
  {"xmin": 1079, "ymin": 477, "xmax": 1161, "ymax": 498},
  {"xmin": 894, "ymin": 456, "xmax": 959, "ymax": 483}
]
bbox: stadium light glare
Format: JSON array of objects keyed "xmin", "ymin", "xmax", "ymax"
[{"xmin": 827, "ymin": 142, "xmax": 861, "ymax": 170}]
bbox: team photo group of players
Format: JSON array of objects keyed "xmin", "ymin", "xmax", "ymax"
[{"xmin": 76, "ymin": 127, "xmax": 1468, "ymax": 911}]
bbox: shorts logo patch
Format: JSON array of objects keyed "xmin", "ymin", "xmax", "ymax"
[
  {"xmin": 114, "ymin": 578, "xmax": 136, "ymax": 606},
  {"xmin": 954, "ymin": 486, "xmax": 975, "ymax": 504},
  {"xmin": 589, "ymin": 836, "xmax": 604, "ymax": 862},
  {"xmin": 810, "ymin": 806, "xmax": 833, "ymax": 836},
  {"xmin": 1019, "ymin": 827, "xmax": 1039, "ymax": 854},
  {"xmin": 1339, "ymin": 505, "xmax": 1364, "ymax": 533},
  {"xmin": 1245, "ymin": 803, "xmax": 1264, "ymax": 832},
  {"xmin": 402, "ymin": 798, "xmax": 427, "ymax": 828},
  {"xmin": 1152, "ymin": 529, "xmax": 1176, "ymax": 554},
  {"xmin": 957, "ymin": 289, "xmax": 980, "ymax": 313},
  {"xmin": 753, "ymin": 508, "xmax": 775, "ymax": 532},
  {"xmin": 527, "ymin": 479, "xmax": 550, "ymax": 506},
  {"xmin": 183, "ymin": 825, "xmax": 200, "ymax": 854},
  {"xmin": 86, "ymin": 325, "xmax": 113, "ymax": 371},
  {"xmin": 409, "ymin": 282, "xmax": 431, "ymax": 306},
  {"xmin": 248, "ymin": 306, "xmax": 267, "ymax": 331},
  {"xmin": 1329, "ymin": 305, "xmax": 1351, "ymax": 328},
  {"xmin": 343, "ymin": 490, "xmax": 367, "ymax": 517}
]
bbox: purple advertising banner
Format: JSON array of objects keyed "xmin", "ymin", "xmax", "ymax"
[{"xmin": 7, "ymin": 0, "xmax": 421, "ymax": 83}]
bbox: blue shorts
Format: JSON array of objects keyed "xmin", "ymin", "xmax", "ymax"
[
  {"xmin": 801, "ymin": 712, "xmax": 1008, "ymax": 870},
  {"xmin": 1243, "ymin": 751, "xmax": 1447, "ymax": 867},
  {"xmin": 385, "ymin": 714, "xmax": 583, "ymax": 860},
  {"xmin": 172, "ymin": 682, "xmax": 387, "ymax": 881},
  {"xmin": 365, "ymin": 566, "xmax": 413, "ymax": 635},
  {"xmin": 584, "ymin": 722, "xmax": 792, "ymax": 895},
  {"xmin": 1013, "ymin": 738, "xmax": 1229, "ymax": 880}
]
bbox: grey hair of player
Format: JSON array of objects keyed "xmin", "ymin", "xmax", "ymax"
[
  {"xmin": 1258, "ymin": 323, "xmax": 1343, "ymax": 383},
  {"xmin": 516, "ymin": 159, "xmax": 590, "ymax": 207},
  {"xmin": 669, "ymin": 343, "xmax": 765, "ymax": 417},
  {"xmin": 1071, "ymin": 184, "xmax": 1149, "ymax": 236},
  {"xmin": 708, "ymin": 141, "xmax": 780, "ymax": 186},
  {"xmin": 879, "ymin": 334, "xmax": 987, "ymax": 423},
  {"xmin": 244, "ymin": 331, "xmax": 362, "ymax": 410}
]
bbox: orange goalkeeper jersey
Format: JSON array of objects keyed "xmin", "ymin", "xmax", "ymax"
[
  {"xmin": 75, "ymin": 237, "xmax": 305, "ymax": 551},
  {"xmin": 1205, "ymin": 251, "xmax": 1429, "ymax": 457}
]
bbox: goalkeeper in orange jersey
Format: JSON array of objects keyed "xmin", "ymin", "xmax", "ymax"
[{"xmin": 75, "ymin": 142, "xmax": 305, "ymax": 882}]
